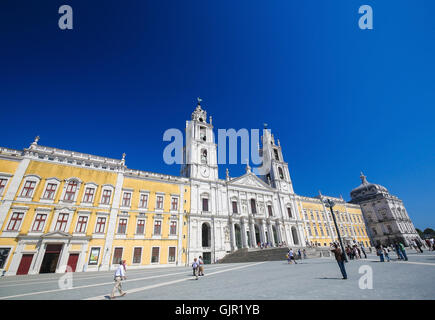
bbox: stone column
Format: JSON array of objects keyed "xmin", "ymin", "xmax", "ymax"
[
  {"xmin": 229, "ymin": 217, "xmax": 236, "ymax": 251},
  {"xmin": 240, "ymin": 218, "xmax": 249, "ymax": 248},
  {"xmin": 249, "ymin": 219, "xmax": 257, "ymax": 248},
  {"xmin": 267, "ymin": 219, "xmax": 275, "ymax": 246},
  {"xmin": 260, "ymin": 219, "xmax": 267, "ymax": 244}
]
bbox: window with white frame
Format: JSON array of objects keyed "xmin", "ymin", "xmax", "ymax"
[
  {"xmin": 133, "ymin": 247, "xmax": 142, "ymax": 264},
  {"xmin": 139, "ymin": 194, "xmax": 148, "ymax": 208},
  {"xmin": 101, "ymin": 189, "xmax": 112, "ymax": 205},
  {"xmin": 82, "ymin": 187, "xmax": 95, "ymax": 203},
  {"xmin": 170, "ymin": 220, "xmax": 177, "ymax": 235},
  {"xmin": 64, "ymin": 180, "xmax": 78, "ymax": 201},
  {"xmin": 117, "ymin": 218, "xmax": 128, "ymax": 234},
  {"xmin": 136, "ymin": 219, "xmax": 145, "ymax": 234},
  {"xmin": 287, "ymin": 207, "xmax": 292, "ymax": 218},
  {"xmin": 153, "ymin": 220, "xmax": 161, "ymax": 235},
  {"xmin": 171, "ymin": 197, "xmax": 178, "ymax": 211},
  {"xmin": 42, "ymin": 183, "xmax": 58, "ymax": 200},
  {"xmin": 122, "ymin": 192, "xmax": 131, "ymax": 207},
  {"xmin": 95, "ymin": 217, "xmax": 106, "ymax": 233},
  {"xmin": 7, "ymin": 212, "xmax": 24, "ymax": 231},
  {"xmin": 55, "ymin": 213, "xmax": 69, "ymax": 231},
  {"xmin": 75, "ymin": 216, "xmax": 88, "ymax": 233},
  {"xmin": 168, "ymin": 247, "xmax": 176, "ymax": 263},
  {"xmin": 20, "ymin": 181, "xmax": 36, "ymax": 198},
  {"xmin": 267, "ymin": 205, "xmax": 273, "ymax": 217},
  {"xmin": 156, "ymin": 195, "xmax": 164, "ymax": 210},
  {"xmin": 32, "ymin": 214, "xmax": 47, "ymax": 232},
  {"xmin": 0, "ymin": 178, "xmax": 7, "ymax": 195},
  {"xmin": 151, "ymin": 247, "xmax": 160, "ymax": 263},
  {"xmin": 232, "ymin": 201, "xmax": 238, "ymax": 214},
  {"xmin": 202, "ymin": 197, "xmax": 209, "ymax": 212}
]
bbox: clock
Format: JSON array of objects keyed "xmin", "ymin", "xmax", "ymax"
[
  {"xmin": 281, "ymin": 182, "xmax": 288, "ymax": 190},
  {"xmin": 201, "ymin": 167, "xmax": 210, "ymax": 177}
]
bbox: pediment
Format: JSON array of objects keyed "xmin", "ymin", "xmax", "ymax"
[
  {"xmin": 228, "ymin": 172, "xmax": 272, "ymax": 190},
  {"xmin": 41, "ymin": 231, "xmax": 72, "ymax": 238}
]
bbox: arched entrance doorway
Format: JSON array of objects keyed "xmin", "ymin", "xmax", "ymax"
[
  {"xmin": 234, "ymin": 224, "xmax": 242, "ymax": 249},
  {"xmin": 202, "ymin": 223, "xmax": 211, "ymax": 247},
  {"xmin": 254, "ymin": 225, "xmax": 261, "ymax": 245},
  {"xmin": 291, "ymin": 227, "xmax": 299, "ymax": 245},
  {"xmin": 272, "ymin": 225, "xmax": 278, "ymax": 245}
]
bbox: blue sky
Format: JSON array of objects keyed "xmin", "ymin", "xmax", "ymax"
[{"xmin": 0, "ymin": 1, "xmax": 434, "ymax": 229}]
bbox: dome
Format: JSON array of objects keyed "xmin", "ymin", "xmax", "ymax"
[{"xmin": 350, "ymin": 172, "xmax": 388, "ymax": 200}]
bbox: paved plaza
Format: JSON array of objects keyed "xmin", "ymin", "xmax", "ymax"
[{"xmin": 0, "ymin": 251, "xmax": 434, "ymax": 300}]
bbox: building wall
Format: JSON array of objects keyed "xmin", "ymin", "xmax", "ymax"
[{"xmin": 0, "ymin": 147, "xmax": 190, "ymax": 276}]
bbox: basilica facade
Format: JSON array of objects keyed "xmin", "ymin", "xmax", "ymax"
[{"xmin": 181, "ymin": 101, "xmax": 370, "ymax": 263}]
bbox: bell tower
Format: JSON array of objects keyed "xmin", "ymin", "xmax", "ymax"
[
  {"xmin": 259, "ymin": 127, "xmax": 294, "ymax": 193},
  {"xmin": 181, "ymin": 98, "xmax": 218, "ymax": 181}
]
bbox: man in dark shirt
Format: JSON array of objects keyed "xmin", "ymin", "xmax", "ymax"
[{"xmin": 331, "ymin": 243, "xmax": 347, "ymax": 279}]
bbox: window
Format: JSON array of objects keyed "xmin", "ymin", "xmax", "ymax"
[
  {"xmin": 168, "ymin": 247, "xmax": 176, "ymax": 263},
  {"xmin": 7, "ymin": 212, "xmax": 24, "ymax": 231},
  {"xmin": 136, "ymin": 219, "xmax": 145, "ymax": 234},
  {"xmin": 32, "ymin": 214, "xmax": 47, "ymax": 231},
  {"xmin": 154, "ymin": 220, "xmax": 161, "ymax": 235},
  {"xmin": 314, "ymin": 226, "xmax": 319, "ymax": 236},
  {"xmin": 250, "ymin": 199, "xmax": 256, "ymax": 214},
  {"xmin": 112, "ymin": 247, "xmax": 123, "ymax": 264},
  {"xmin": 278, "ymin": 167, "xmax": 284, "ymax": 179},
  {"xmin": 42, "ymin": 183, "xmax": 57, "ymax": 200},
  {"xmin": 267, "ymin": 205, "xmax": 273, "ymax": 217},
  {"xmin": 122, "ymin": 192, "xmax": 131, "ymax": 207},
  {"xmin": 170, "ymin": 221, "xmax": 177, "ymax": 235},
  {"xmin": 0, "ymin": 248, "xmax": 11, "ymax": 268},
  {"xmin": 304, "ymin": 211, "xmax": 308, "ymax": 220},
  {"xmin": 55, "ymin": 213, "xmax": 69, "ymax": 231},
  {"xmin": 0, "ymin": 179, "xmax": 7, "ymax": 195},
  {"xmin": 133, "ymin": 247, "xmax": 142, "ymax": 264},
  {"xmin": 20, "ymin": 181, "xmax": 36, "ymax": 198},
  {"xmin": 274, "ymin": 149, "xmax": 280, "ymax": 161},
  {"xmin": 75, "ymin": 216, "xmax": 88, "ymax": 233},
  {"xmin": 200, "ymin": 127, "xmax": 206, "ymax": 141},
  {"xmin": 83, "ymin": 187, "xmax": 95, "ymax": 203},
  {"xmin": 95, "ymin": 217, "xmax": 106, "ymax": 233},
  {"xmin": 101, "ymin": 189, "xmax": 112, "ymax": 205},
  {"xmin": 139, "ymin": 194, "xmax": 148, "ymax": 208},
  {"xmin": 117, "ymin": 218, "xmax": 127, "ymax": 234},
  {"xmin": 201, "ymin": 149, "xmax": 207, "ymax": 164},
  {"xmin": 287, "ymin": 207, "xmax": 292, "ymax": 218},
  {"xmin": 64, "ymin": 181, "xmax": 78, "ymax": 201},
  {"xmin": 232, "ymin": 201, "xmax": 238, "ymax": 214},
  {"xmin": 202, "ymin": 198, "xmax": 209, "ymax": 212},
  {"xmin": 308, "ymin": 227, "xmax": 312, "ymax": 236},
  {"xmin": 171, "ymin": 197, "xmax": 178, "ymax": 211},
  {"xmin": 151, "ymin": 247, "xmax": 160, "ymax": 263},
  {"xmin": 156, "ymin": 195, "xmax": 164, "ymax": 209}
]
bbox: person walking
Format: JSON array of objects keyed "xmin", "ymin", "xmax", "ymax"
[
  {"xmin": 192, "ymin": 258, "xmax": 199, "ymax": 280},
  {"xmin": 399, "ymin": 242, "xmax": 408, "ymax": 261},
  {"xmin": 360, "ymin": 244, "xmax": 367, "ymax": 259},
  {"xmin": 383, "ymin": 247, "xmax": 391, "ymax": 262},
  {"xmin": 377, "ymin": 246, "xmax": 384, "ymax": 262},
  {"xmin": 297, "ymin": 249, "xmax": 302, "ymax": 260},
  {"xmin": 416, "ymin": 239, "xmax": 423, "ymax": 253},
  {"xmin": 110, "ymin": 260, "xmax": 127, "ymax": 299},
  {"xmin": 198, "ymin": 256, "xmax": 205, "ymax": 276},
  {"xmin": 288, "ymin": 248, "xmax": 297, "ymax": 264},
  {"xmin": 303, "ymin": 249, "xmax": 307, "ymax": 259},
  {"xmin": 331, "ymin": 243, "xmax": 347, "ymax": 280}
]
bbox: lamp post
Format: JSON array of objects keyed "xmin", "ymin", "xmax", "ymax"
[{"xmin": 324, "ymin": 198, "xmax": 348, "ymax": 262}]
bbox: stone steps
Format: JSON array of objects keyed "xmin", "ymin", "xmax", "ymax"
[{"xmin": 218, "ymin": 247, "xmax": 332, "ymax": 263}]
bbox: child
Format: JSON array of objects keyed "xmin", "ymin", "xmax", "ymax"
[{"xmin": 192, "ymin": 258, "xmax": 199, "ymax": 280}]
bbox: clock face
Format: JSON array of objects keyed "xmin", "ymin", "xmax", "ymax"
[
  {"xmin": 201, "ymin": 167, "xmax": 210, "ymax": 177},
  {"xmin": 281, "ymin": 182, "xmax": 287, "ymax": 190}
]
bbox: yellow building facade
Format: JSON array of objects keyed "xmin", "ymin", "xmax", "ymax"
[
  {"xmin": 297, "ymin": 194, "xmax": 371, "ymax": 248},
  {"xmin": 0, "ymin": 140, "xmax": 189, "ymax": 276}
]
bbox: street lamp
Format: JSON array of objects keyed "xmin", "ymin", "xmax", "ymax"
[{"xmin": 324, "ymin": 198, "xmax": 348, "ymax": 262}]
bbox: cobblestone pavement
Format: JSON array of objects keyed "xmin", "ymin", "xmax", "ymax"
[{"xmin": 0, "ymin": 251, "xmax": 434, "ymax": 300}]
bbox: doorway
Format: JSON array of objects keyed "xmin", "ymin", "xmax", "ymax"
[
  {"xmin": 66, "ymin": 253, "xmax": 79, "ymax": 272},
  {"xmin": 40, "ymin": 244, "xmax": 63, "ymax": 273},
  {"xmin": 234, "ymin": 224, "xmax": 242, "ymax": 249},
  {"xmin": 17, "ymin": 254, "xmax": 34, "ymax": 275},
  {"xmin": 202, "ymin": 252, "xmax": 211, "ymax": 264},
  {"xmin": 254, "ymin": 225, "xmax": 261, "ymax": 245}
]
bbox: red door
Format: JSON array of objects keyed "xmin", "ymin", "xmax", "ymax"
[
  {"xmin": 66, "ymin": 254, "xmax": 79, "ymax": 272},
  {"xmin": 17, "ymin": 254, "xmax": 34, "ymax": 275}
]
